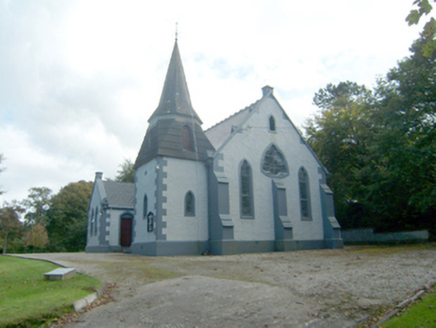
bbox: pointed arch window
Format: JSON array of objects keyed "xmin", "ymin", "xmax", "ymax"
[
  {"xmin": 269, "ymin": 116, "xmax": 276, "ymax": 132},
  {"xmin": 90, "ymin": 208, "xmax": 94, "ymax": 236},
  {"xmin": 143, "ymin": 194, "xmax": 148, "ymax": 219},
  {"xmin": 298, "ymin": 167, "xmax": 312, "ymax": 220},
  {"xmin": 240, "ymin": 160, "xmax": 254, "ymax": 218},
  {"xmin": 185, "ymin": 191, "xmax": 195, "ymax": 217},
  {"xmin": 182, "ymin": 125, "xmax": 193, "ymax": 151},
  {"xmin": 94, "ymin": 207, "xmax": 99, "ymax": 235}
]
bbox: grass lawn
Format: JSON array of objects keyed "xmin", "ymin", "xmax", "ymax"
[
  {"xmin": 380, "ymin": 286, "xmax": 436, "ymax": 328},
  {"xmin": 0, "ymin": 255, "xmax": 102, "ymax": 327}
]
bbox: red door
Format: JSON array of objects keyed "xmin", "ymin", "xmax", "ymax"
[{"xmin": 120, "ymin": 217, "xmax": 133, "ymax": 247}]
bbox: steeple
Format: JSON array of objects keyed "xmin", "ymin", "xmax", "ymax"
[
  {"xmin": 148, "ymin": 40, "xmax": 202, "ymax": 124},
  {"xmin": 134, "ymin": 40, "xmax": 214, "ymax": 169}
]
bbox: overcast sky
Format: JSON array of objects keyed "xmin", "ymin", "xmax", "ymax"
[{"xmin": 0, "ymin": 0, "xmax": 428, "ymax": 203}]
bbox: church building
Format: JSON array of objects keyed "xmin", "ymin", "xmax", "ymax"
[{"xmin": 86, "ymin": 40, "xmax": 343, "ymax": 256}]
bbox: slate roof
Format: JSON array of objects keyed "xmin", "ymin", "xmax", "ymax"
[
  {"xmin": 134, "ymin": 41, "xmax": 214, "ymax": 169},
  {"xmin": 148, "ymin": 40, "xmax": 202, "ymax": 124},
  {"xmin": 102, "ymin": 180, "xmax": 134, "ymax": 209},
  {"xmin": 205, "ymin": 104, "xmax": 258, "ymax": 150}
]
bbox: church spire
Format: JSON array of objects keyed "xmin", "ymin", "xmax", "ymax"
[
  {"xmin": 148, "ymin": 40, "xmax": 202, "ymax": 124},
  {"xmin": 134, "ymin": 40, "xmax": 214, "ymax": 169}
]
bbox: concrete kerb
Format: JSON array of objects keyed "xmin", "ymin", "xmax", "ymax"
[
  {"xmin": 374, "ymin": 280, "xmax": 436, "ymax": 327},
  {"xmin": 5, "ymin": 254, "xmax": 107, "ymax": 313},
  {"xmin": 73, "ymin": 282, "xmax": 108, "ymax": 312}
]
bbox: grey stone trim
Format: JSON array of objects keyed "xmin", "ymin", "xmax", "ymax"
[
  {"xmin": 214, "ymin": 153, "xmax": 225, "ymax": 173},
  {"xmin": 89, "ymin": 239, "xmax": 338, "ymax": 256},
  {"xmin": 209, "ymin": 240, "xmax": 328, "ymax": 255},
  {"xmin": 98, "ymin": 210, "xmax": 108, "ymax": 246},
  {"xmin": 131, "ymin": 241, "xmax": 208, "ymax": 256},
  {"xmin": 272, "ymin": 180, "xmax": 293, "ymax": 244},
  {"xmin": 207, "ymin": 163, "xmax": 234, "ymax": 242},
  {"xmin": 278, "ymin": 240, "xmax": 326, "ymax": 252},
  {"xmin": 210, "ymin": 240, "xmax": 275, "ymax": 255},
  {"xmin": 319, "ymin": 176, "xmax": 343, "ymax": 249},
  {"xmin": 85, "ymin": 245, "xmax": 124, "ymax": 253},
  {"xmin": 155, "ymin": 157, "xmax": 168, "ymax": 240}
]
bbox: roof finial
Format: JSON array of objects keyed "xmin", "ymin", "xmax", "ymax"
[{"xmin": 175, "ymin": 22, "xmax": 178, "ymax": 42}]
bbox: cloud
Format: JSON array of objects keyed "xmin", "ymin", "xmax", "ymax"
[{"xmin": 0, "ymin": 0, "xmax": 427, "ymax": 204}]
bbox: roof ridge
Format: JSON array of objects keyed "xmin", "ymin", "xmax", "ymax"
[
  {"xmin": 104, "ymin": 180, "xmax": 133, "ymax": 184},
  {"xmin": 205, "ymin": 98, "xmax": 261, "ymax": 132}
]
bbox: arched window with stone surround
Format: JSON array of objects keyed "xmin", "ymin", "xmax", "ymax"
[
  {"xmin": 182, "ymin": 125, "xmax": 193, "ymax": 151},
  {"xmin": 240, "ymin": 160, "xmax": 254, "ymax": 218},
  {"xmin": 298, "ymin": 167, "xmax": 312, "ymax": 220},
  {"xmin": 185, "ymin": 191, "xmax": 195, "ymax": 216}
]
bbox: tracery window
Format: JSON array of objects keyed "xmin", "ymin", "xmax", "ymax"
[
  {"xmin": 261, "ymin": 144, "xmax": 289, "ymax": 178},
  {"xmin": 240, "ymin": 160, "xmax": 254, "ymax": 218},
  {"xmin": 185, "ymin": 191, "xmax": 195, "ymax": 216},
  {"xmin": 182, "ymin": 125, "xmax": 193, "ymax": 151},
  {"xmin": 298, "ymin": 167, "xmax": 312, "ymax": 220}
]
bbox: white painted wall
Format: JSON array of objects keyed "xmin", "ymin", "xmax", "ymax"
[
  {"xmin": 217, "ymin": 96, "xmax": 324, "ymax": 242},
  {"xmin": 133, "ymin": 159, "xmax": 158, "ymax": 243},
  {"xmin": 87, "ymin": 182, "xmax": 102, "ymax": 247},
  {"xmin": 163, "ymin": 157, "xmax": 209, "ymax": 241}
]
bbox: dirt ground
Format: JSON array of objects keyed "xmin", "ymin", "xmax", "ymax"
[{"xmin": 14, "ymin": 245, "xmax": 436, "ymax": 327}]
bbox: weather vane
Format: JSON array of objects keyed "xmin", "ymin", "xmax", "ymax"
[{"xmin": 175, "ymin": 22, "xmax": 178, "ymax": 41}]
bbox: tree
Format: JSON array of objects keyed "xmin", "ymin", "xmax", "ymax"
[
  {"xmin": 305, "ymin": 37, "xmax": 435, "ymax": 237},
  {"xmin": 115, "ymin": 159, "xmax": 135, "ymax": 183},
  {"xmin": 305, "ymin": 82, "xmax": 375, "ymax": 229},
  {"xmin": 369, "ymin": 36, "xmax": 436, "ymax": 234},
  {"xmin": 21, "ymin": 187, "xmax": 52, "ymax": 227},
  {"xmin": 406, "ymin": 0, "xmax": 436, "ymax": 57},
  {"xmin": 0, "ymin": 203, "xmax": 24, "ymax": 254},
  {"xmin": 46, "ymin": 180, "xmax": 93, "ymax": 252},
  {"xmin": 23, "ymin": 223, "xmax": 49, "ymax": 251}
]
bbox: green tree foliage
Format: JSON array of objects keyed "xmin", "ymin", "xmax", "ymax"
[
  {"xmin": 305, "ymin": 37, "xmax": 436, "ymax": 236},
  {"xmin": 0, "ymin": 203, "xmax": 24, "ymax": 254},
  {"xmin": 21, "ymin": 187, "xmax": 52, "ymax": 227},
  {"xmin": 406, "ymin": 0, "xmax": 436, "ymax": 57},
  {"xmin": 46, "ymin": 180, "xmax": 93, "ymax": 252},
  {"xmin": 370, "ymin": 37, "xmax": 436, "ymax": 233},
  {"xmin": 305, "ymin": 82, "xmax": 375, "ymax": 229},
  {"xmin": 115, "ymin": 159, "xmax": 135, "ymax": 183}
]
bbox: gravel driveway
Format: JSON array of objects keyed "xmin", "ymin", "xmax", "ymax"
[{"xmin": 14, "ymin": 245, "xmax": 436, "ymax": 327}]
